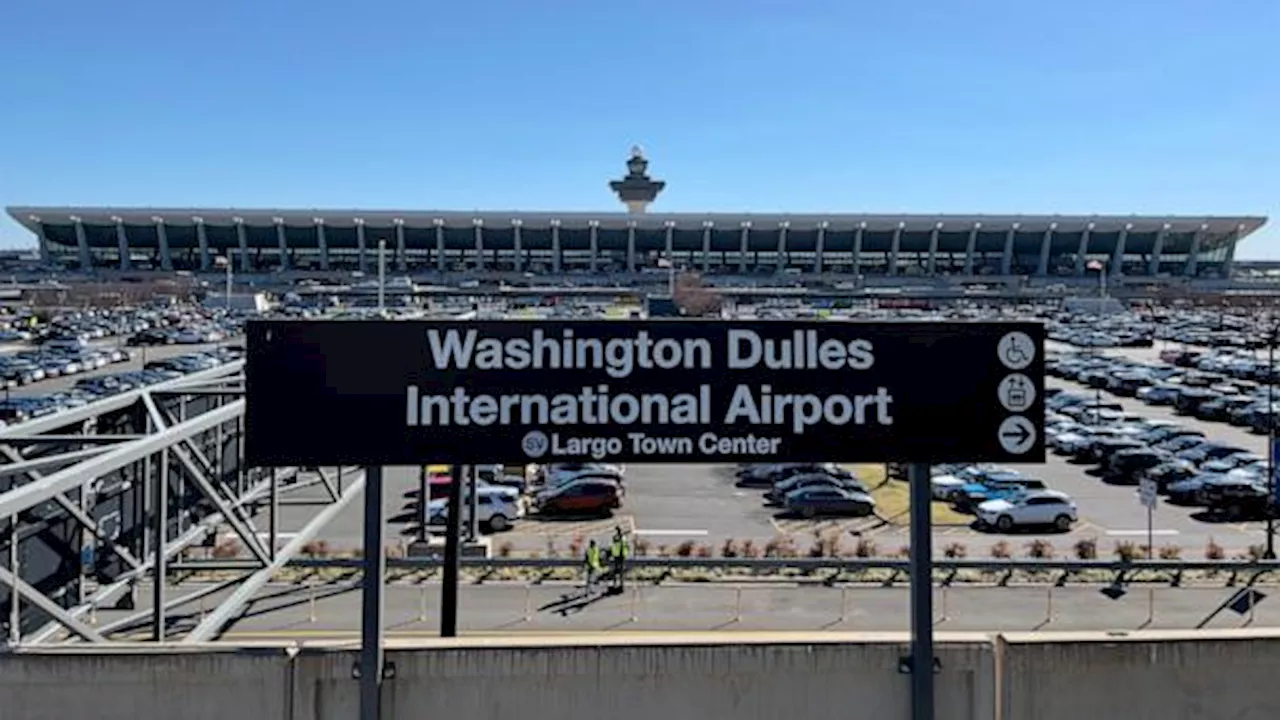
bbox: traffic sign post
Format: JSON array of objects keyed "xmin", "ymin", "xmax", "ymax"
[
  {"xmin": 244, "ymin": 318, "xmax": 1045, "ymax": 720},
  {"xmin": 1139, "ymin": 478, "xmax": 1158, "ymax": 559}
]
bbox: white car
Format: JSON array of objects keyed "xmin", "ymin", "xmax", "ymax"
[
  {"xmin": 428, "ymin": 486, "xmax": 523, "ymax": 532},
  {"xmin": 977, "ymin": 490, "xmax": 1078, "ymax": 532}
]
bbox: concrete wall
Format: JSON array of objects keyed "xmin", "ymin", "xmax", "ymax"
[
  {"xmin": 1000, "ymin": 629, "xmax": 1280, "ymax": 720},
  {"xmin": 6, "ymin": 630, "xmax": 1280, "ymax": 719},
  {"xmin": 293, "ymin": 634, "xmax": 994, "ymax": 720},
  {"xmin": 0, "ymin": 645, "xmax": 294, "ymax": 720}
]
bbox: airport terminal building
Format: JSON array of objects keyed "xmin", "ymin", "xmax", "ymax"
[
  {"xmin": 4, "ymin": 151, "xmax": 1266, "ymax": 281},
  {"xmin": 6, "ymin": 207, "xmax": 1265, "ymax": 280}
]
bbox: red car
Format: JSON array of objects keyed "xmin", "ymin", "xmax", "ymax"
[{"xmin": 533, "ymin": 479, "xmax": 621, "ymax": 516}]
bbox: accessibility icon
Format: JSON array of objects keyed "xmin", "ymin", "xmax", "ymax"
[
  {"xmin": 997, "ymin": 415, "xmax": 1037, "ymax": 455},
  {"xmin": 997, "ymin": 373, "xmax": 1036, "ymax": 413},
  {"xmin": 997, "ymin": 331, "xmax": 1036, "ymax": 371}
]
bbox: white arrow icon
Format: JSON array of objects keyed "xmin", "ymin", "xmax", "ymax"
[{"xmin": 998, "ymin": 415, "xmax": 1037, "ymax": 455}]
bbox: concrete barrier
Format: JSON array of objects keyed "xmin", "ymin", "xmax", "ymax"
[
  {"xmin": 6, "ymin": 630, "xmax": 1280, "ymax": 719},
  {"xmin": 291, "ymin": 633, "xmax": 995, "ymax": 720},
  {"xmin": 998, "ymin": 629, "xmax": 1280, "ymax": 720},
  {"xmin": 0, "ymin": 644, "xmax": 295, "ymax": 720}
]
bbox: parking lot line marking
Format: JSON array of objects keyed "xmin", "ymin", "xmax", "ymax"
[
  {"xmin": 633, "ymin": 529, "xmax": 709, "ymax": 537},
  {"xmin": 1105, "ymin": 529, "xmax": 1180, "ymax": 536}
]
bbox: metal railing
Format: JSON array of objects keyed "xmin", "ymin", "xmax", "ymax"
[{"xmin": 166, "ymin": 556, "xmax": 1280, "ymax": 575}]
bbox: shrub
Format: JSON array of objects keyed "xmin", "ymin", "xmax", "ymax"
[
  {"xmin": 990, "ymin": 541, "xmax": 1012, "ymax": 559},
  {"xmin": 568, "ymin": 534, "xmax": 586, "ymax": 559},
  {"xmin": 1205, "ymin": 538, "xmax": 1225, "ymax": 560},
  {"xmin": 633, "ymin": 537, "xmax": 651, "ymax": 557},
  {"xmin": 896, "ymin": 545, "xmax": 911, "ymax": 559},
  {"xmin": 497, "ymin": 541, "xmax": 514, "ymax": 558},
  {"xmin": 1114, "ymin": 541, "xmax": 1140, "ymax": 562},
  {"xmin": 764, "ymin": 535, "xmax": 798, "ymax": 558},
  {"xmin": 212, "ymin": 539, "xmax": 241, "ymax": 559},
  {"xmin": 675, "ymin": 540, "xmax": 697, "ymax": 558},
  {"xmin": 656, "ymin": 544, "xmax": 670, "ymax": 558},
  {"xmin": 694, "ymin": 543, "xmax": 714, "ymax": 559},
  {"xmin": 720, "ymin": 538, "xmax": 741, "ymax": 558},
  {"xmin": 942, "ymin": 542, "xmax": 967, "ymax": 559},
  {"xmin": 544, "ymin": 538, "xmax": 560, "ymax": 558},
  {"xmin": 1158, "ymin": 544, "xmax": 1182, "ymax": 560},
  {"xmin": 819, "ymin": 531, "xmax": 844, "ymax": 558},
  {"xmin": 740, "ymin": 539, "xmax": 760, "ymax": 558},
  {"xmin": 1248, "ymin": 544, "xmax": 1268, "ymax": 561},
  {"xmin": 1074, "ymin": 537, "xmax": 1098, "ymax": 560},
  {"xmin": 854, "ymin": 537, "xmax": 879, "ymax": 558},
  {"xmin": 1025, "ymin": 539, "xmax": 1054, "ymax": 559},
  {"xmin": 299, "ymin": 540, "xmax": 329, "ymax": 558}
]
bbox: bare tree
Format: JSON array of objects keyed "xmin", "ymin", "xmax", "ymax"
[{"xmin": 671, "ymin": 271, "xmax": 724, "ymax": 317}]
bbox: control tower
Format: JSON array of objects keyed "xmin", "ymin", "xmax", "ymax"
[{"xmin": 609, "ymin": 146, "xmax": 665, "ymax": 214}]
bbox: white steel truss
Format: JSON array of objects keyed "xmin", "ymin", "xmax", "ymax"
[{"xmin": 0, "ymin": 360, "xmax": 357, "ymax": 645}]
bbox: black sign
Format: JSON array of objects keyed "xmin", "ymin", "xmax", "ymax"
[{"xmin": 244, "ymin": 320, "xmax": 1044, "ymax": 466}]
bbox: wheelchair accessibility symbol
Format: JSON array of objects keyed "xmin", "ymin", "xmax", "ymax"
[{"xmin": 996, "ymin": 332, "xmax": 1035, "ymax": 371}]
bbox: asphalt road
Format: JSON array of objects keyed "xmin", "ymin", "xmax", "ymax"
[{"xmin": 101, "ymin": 581, "xmax": 1278, "ymax": 639}]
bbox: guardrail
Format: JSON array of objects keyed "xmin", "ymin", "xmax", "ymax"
[{"xmin": 167, "ymin": 556, "xmax": 1280, "ymax": 575}]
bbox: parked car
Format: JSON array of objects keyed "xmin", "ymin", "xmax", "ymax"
[
  {"xmin": 783, "ymin": 487, "xmax": 876, "ymax": 518},
  {"xmin": 976, "ymin": 490, "xmax": 1078, "ymax": 532},
  {"xmin": 532, "ymin": 479, "xmax": 621, "ymax": 516}
]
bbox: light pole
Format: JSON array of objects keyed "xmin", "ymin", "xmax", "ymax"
[
  {"xmin": 1268, "ymin": 323, "xmax": 1277, "ymax": 559},
  {"xmin": 377, "ymin": 240, "xmax": 387, "ymax": 314}
]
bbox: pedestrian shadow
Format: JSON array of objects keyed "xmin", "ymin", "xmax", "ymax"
[{"xmin": 538, "ymin": 587, "xmax": 617, "ymax": 617}]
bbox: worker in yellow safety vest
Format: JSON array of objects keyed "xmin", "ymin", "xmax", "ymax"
[
  {"xmin": 609, "ymin": 527, "xmax": 630, "ymax": 591},
  {"xmin": 584, "ymin": 540, "xmax": 603, "ymax": 590}
]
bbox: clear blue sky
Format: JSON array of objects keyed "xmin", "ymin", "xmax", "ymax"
[{"xmin": 2, "ymin": 0, "xmax": 1276, "ymax": 256}]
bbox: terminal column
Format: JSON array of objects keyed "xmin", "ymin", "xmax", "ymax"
[
  {"xmin": 434, "ymin": 219, "xmax": 447, "ymax": 273},
  {"xmin": 852, "ymin": 222, "xmax": 865, "ymax": 278},
  {"xmin": 33, "ymin": 220, "xmax": 51, "ymax": 266},
  {"xmin": 1147, "ymin": 223, "xmax": 1169, "ymax": 276},
  {"xmin": 1074, "ymin": 223, "xmax": 1093, "ymax": 276},
  {"xmin": 195, "ymin": 217, "xmax": 211, "ymax": 271},
  {"xmin": 776, "ymin": 221, "xmax": 789, "ymax": 272},
  {"xmin": 701, "ymin": 221, "xmax": 713, "ymax": 273},
  {"xmin": 512, "ymin": 220, "xmax": 523, "ymax": 272},
  {"xmin": 234, "ymin": 217, "xmax": 250, "ymax": 273},
  {"xmin": 273, "ymin": 218, "xmax": 289, "ymax": 271},
  {"xmin": 627, "ymin": 222, "xmax": 637, "ymax": 273},
  {"xmin": 1184, "ymin": 223, "xmax": 1207, "ymax": 277},
  {"xmin": 962, "ymin": 223, "xmax": 979, "ymax": 275},
  {"xmin": 473, "ymin": 218, "xmax": 485, "ymax": 272},
  {"xmin": 72, "ymin": 216, "xmax": 91, "ymax": 270},
  {"xmin": 588, "ymin": 220, "xmax": 599, "ymax": 273},
  {"xmin": 1223, "ymin": 223, "xmax": 1245, "ymax": 277},
  {"xmin": 355, "ymin": 218, "xmax": 368, "ymax": 273},
  {"xmin": 887, "ymin": 222, "xmax": 903, "ymax": 276},
  {"xmin": 1110, "ymin": 223, "xmax": 1131, "ymax": 276},
  {"xmin": 813, "ymin": 222, "xmax": 826, "ymax": 274},
  {"xmin": 1035, "ymin": 223, "xmax": 1056, "ymax": 277},
  {"xmin": 738, "ymin": 222, "xmax": 750, "ymax": 274},
  {"xmin": 154, "ymin": 217, "xmax": 174, "ymax": 271},
  {"xmin": 1000, "ymin": 223, "xmax": 1018, "ymax": 275},
  {"xmin": 664, "ymin": 221, "xmax": 675, "ymax": 269},
  {"xmin": 113, "ymin": 216, "xmax": 131, "ymax": 271},
  {"xmin": 395, "ymin": 219, "xmax": 408, "ymax": 272},
  {"xmin": 551, "ymin": 219, "xmax": 562, "ymax": 274},
  {"xmin": 926, "ymin": 222, "xmax": 941, "ymax": 275},
  {"xmin": 314, "ymin": 218, "xmax": 329, "ymax": 271}
]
